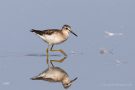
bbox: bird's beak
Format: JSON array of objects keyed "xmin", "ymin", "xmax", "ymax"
[
  {"xmin": 70, "ymin": 30, "xmax": 78, "ymax": 37},
  {"xmin": 70, "ymin": 77, "xmax": 78, "ymax": 83}
]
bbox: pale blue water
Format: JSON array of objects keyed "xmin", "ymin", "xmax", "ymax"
[{"xmin": 0, "ymin": 0, "xmax": 135, "ymax": 90}]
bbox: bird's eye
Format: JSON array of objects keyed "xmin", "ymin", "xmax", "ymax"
[
  {"xmin": 65, "ymin": 27, "xmax": 68, "ymax": 30},
  {"xmin": 65, "ymin": 84, "xmax": 69, "ymax": 86}
]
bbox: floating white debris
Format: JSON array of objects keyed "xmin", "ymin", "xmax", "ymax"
[
  {"xmin": 115, "ymin": 59, "xmax": 128, "ymax": 65},
  {"xmin": 104, "ymin": 31, "xmax": 123, "ymax": 37},
  {"xmin": 104, "ymin": 31, "xmax": 115, "ymax": 37},
  {"xmin": 99, "ymin": 48, "xmax": 113, "ymax": 55}
]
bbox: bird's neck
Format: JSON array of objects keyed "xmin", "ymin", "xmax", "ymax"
[
  {"xmin": 62, "ymin": 77, "xmax": 70, "ymax": 84},
  {"xmin": 61, "ymin": 30, "xmax": 70, "ymax": 38}
]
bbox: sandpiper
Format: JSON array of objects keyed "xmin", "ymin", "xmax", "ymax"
[{"xmin": 31, "ymin": 24, "xmax": 78, "ymax": 63}]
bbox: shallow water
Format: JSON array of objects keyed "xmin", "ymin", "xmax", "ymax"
[{"xmin": 0, "ymin": 0, "xmax": 135, "ymax": 90}]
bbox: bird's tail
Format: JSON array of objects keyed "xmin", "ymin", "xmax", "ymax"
[
  {"xmin": 31, "ymin": 29, "xmax": 44, "ymax": 35},
  {"xmin": 31, "ymin": 76, "xmax": 43, "ymax": 80}
]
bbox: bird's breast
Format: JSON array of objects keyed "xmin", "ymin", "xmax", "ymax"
[{"xmin": 42, "ymin": 33, "xmax": 68, "ymax": 45}]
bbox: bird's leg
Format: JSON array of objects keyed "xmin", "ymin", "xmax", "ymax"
[
  {"xmin": 50, "ymin": 45, "xmax": 67, "ymax": 56},
  {"xmin": 50, "ymin": 60, "xmax": 54, "ymax": 67},
  {"xmin": 46, "ymin": 52, "xmax": 50, "ymax": 67},
  {"xmin": 46, "ymin": 45, "xmax": 49, "ymax": 65},
  {"xmin": 50, "ymin": 57, "xmax": 67, "ymax": 67}
]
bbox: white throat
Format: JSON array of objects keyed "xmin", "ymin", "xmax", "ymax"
[{"xmin": 62, "ymin": 30, "xmax": 70, "ymax": 39}]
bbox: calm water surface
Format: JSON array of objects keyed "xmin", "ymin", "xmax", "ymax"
[{"xmin": 0, "ymin": 0, "xmax": 135, "ymax": 90}]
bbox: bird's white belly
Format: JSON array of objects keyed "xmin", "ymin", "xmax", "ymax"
[{"xmin": 39, "ymin": 34, "xmax": 66, "ymax": 45}]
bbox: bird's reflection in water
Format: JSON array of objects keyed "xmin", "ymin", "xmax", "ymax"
[{"xmin": 31, "ymin": 56, "xmax": 78, "ymax": 89}]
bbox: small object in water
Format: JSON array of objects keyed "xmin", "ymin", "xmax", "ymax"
[
  {"xmin": 99, "ymin": 48, "xmax": 113, "ymax": 55},
  {"xmin": 115, "ymin": 59, "xmax": 128, "ymax": 65},
  {"xmin": 104, "ymin": 31, "xmax": 115, "ymax": 37},
  {"xmin": 31, "ymin": 67, "xmax": 77, "ymax": 89},
  {"xmin": 104, "ymin": 31, "xmax": 123, "ymax": 37}
]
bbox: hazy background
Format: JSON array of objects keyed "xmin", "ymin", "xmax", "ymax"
[{"xmin": 0, "ymin": 0, "xmax": 135, "ymax": 90}]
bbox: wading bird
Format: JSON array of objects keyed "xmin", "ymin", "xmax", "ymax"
[{"xmin": 31, "ymin": 24, "xmax": 78, "ymax": 64}]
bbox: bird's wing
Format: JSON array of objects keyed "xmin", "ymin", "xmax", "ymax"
[{"xmin": 43, "ymin": 29, "xmax": 60, "ymax": 35}]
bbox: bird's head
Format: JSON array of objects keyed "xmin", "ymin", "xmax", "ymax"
[
  {"xmin": 62, "ymin": 77, "xmax": 78, "ymax": 89},
  {"xmin": 62, "ymin": 24, "xmax": 78, "ymax": 37}
]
